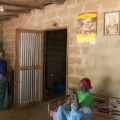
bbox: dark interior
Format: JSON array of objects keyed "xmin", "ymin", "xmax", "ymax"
[{"xmin": 44, "ymin": 29, "xmax": 67, "ymax": 101}]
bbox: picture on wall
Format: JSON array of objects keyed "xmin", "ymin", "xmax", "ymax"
[
  {"xmin": 76, "ymin": 12, "xmax": 97, "ymax": 44},
  {"xmin": 104, "ymin": 11, "xmax": 119, "ymax": 35}
]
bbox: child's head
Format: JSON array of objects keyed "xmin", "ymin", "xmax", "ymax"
[
  {"xmin": 78, "ymin": 78, "xmax": 92, "ymax": 91},
  {"xmin": 0, "ymin": 49, "xmax": 5, "ymax": 60}
]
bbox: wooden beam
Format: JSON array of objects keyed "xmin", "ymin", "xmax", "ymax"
[
  {"xmin": 0, "ymin": 17, "xmax": 12, "ymax": 21},
  {"xmin": 0, "ymin": 1, "xmax": 44, "ymax": 9},
  {"xmin": 0, "ymin": 14, "xmax": 19, "ymax": 18},
  {"xmin": 0, "ymin": 14, "xmax": 19, "ymax": 21},
  {"xmin": 2, "ymin": 9, "xmax": 31, "ymax": 13}
]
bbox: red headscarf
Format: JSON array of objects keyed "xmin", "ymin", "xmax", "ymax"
[{"xmin": 81, "ymin": 78, "xmax": 92, "ymax": 89}]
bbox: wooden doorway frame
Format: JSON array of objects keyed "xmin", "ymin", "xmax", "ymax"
[
  {"xmin": 14, "ymin": 29, "xmax": 44, "ymax": 108},
  {"xmin": 43, "ymin": 27, "xmax": 68, "ymax": 101}
]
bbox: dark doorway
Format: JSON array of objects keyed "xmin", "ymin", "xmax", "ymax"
[{"xmin": 44, "ymin": 29, "xmax": 67, "ymax": 101}]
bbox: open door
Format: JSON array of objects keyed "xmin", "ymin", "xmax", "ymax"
[
  {"xmin": 14, "ymin": 29, "xmax": 44, "ymax": 108},
  {"xmin": 43, "ymin": 29, "xmax": 67, "ymax": 101}
]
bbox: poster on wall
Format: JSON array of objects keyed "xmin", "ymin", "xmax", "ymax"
[
  {"xmin": 104, "ymin": 11, "xmax": 119, "ymax": 35},
  {"xmin": 76, "ymin": 12, "xmax": 97, "ymax": 44}
]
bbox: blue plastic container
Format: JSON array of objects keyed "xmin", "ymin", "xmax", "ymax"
[{"xmin": 54, "ymin": 81, "xmax": 66, "ymax": 92}]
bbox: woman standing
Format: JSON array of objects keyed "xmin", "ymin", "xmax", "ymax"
[{"xmin": 0, "ymin": 49, "xmax": 8, "ymax": 110}]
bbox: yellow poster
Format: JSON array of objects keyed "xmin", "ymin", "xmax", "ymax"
[{"xmin": 76, "ymin": 12, "xmax": 97, "ymax": 44}]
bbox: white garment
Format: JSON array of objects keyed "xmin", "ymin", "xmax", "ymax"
[
  {"xmin": 79, "ymin": 107, "xmax": 92, "ymax": 115},
  {"xmin": 71, "ymin": 102, "xmax": 76, "ymax": 110}
]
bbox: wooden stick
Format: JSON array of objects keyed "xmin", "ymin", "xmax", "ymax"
[{"xmin": 0, "ymin": 1, "xmax": 44, "ymax": 9}]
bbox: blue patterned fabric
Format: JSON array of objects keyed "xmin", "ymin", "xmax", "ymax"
[
  {"xmin": 0, "ymin": 80, "xmax": 8, "ymax": 110},
  {"xmin": 0, "ymin": 60, "xmax": 7, "ymax": 76}
]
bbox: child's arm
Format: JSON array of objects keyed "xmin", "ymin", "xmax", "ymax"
[
  {"xmin": 68, "ymin": 88, "xmax": 81, "ymax": 110},
  {"xmin": 74, "ymin": 92, "xmax": 81, "ymax": 110}
]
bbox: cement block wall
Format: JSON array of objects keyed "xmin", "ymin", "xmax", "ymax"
[{"xmin": 2, "ymin": 0, "xmax": 120, "ymax": 97}]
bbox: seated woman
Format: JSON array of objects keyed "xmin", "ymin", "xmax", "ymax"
[
  {"xmin": 0, "ymin": 49, "xmax": 8, "ymax": 110},
  {"xmin": 56, "ymin": 78, "xmax": 93, "ymax": 120}
]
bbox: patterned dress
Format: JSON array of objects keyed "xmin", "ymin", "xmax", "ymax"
[{"xmin": 0, "ymin": 60, "xmax": 8, "ymax": 110}]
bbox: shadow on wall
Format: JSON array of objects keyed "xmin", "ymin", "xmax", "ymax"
[{"xmin": 95, "ymin": 76, "xmax": 112, "ymax": 96}]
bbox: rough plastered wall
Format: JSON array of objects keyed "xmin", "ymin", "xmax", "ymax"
[
  {"xmin": 0, "ymin": 21, "xmax": 3, "ymax": 41},
  {"xmin": 0, "ymin": 22, "xmax": 3, "ymax": 50},
  {"xmin": 2, "ymin": 0, "xmax": 120, "ymax": 97}
]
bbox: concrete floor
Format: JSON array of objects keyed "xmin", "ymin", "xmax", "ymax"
[
  {"xmin": 0, "ymin": 102, "xmax": 53, "ymax": 120},
  {"xmin": 0, "ymin": 88, "xmax": 66, "ymax": 120},
  {"xmin": 0, "ymin": 94, "xmax": 53, "ymax": 120},
  {"xmin": 0, "ymin": 102, "xmax": 113, "ymax": 120}
]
